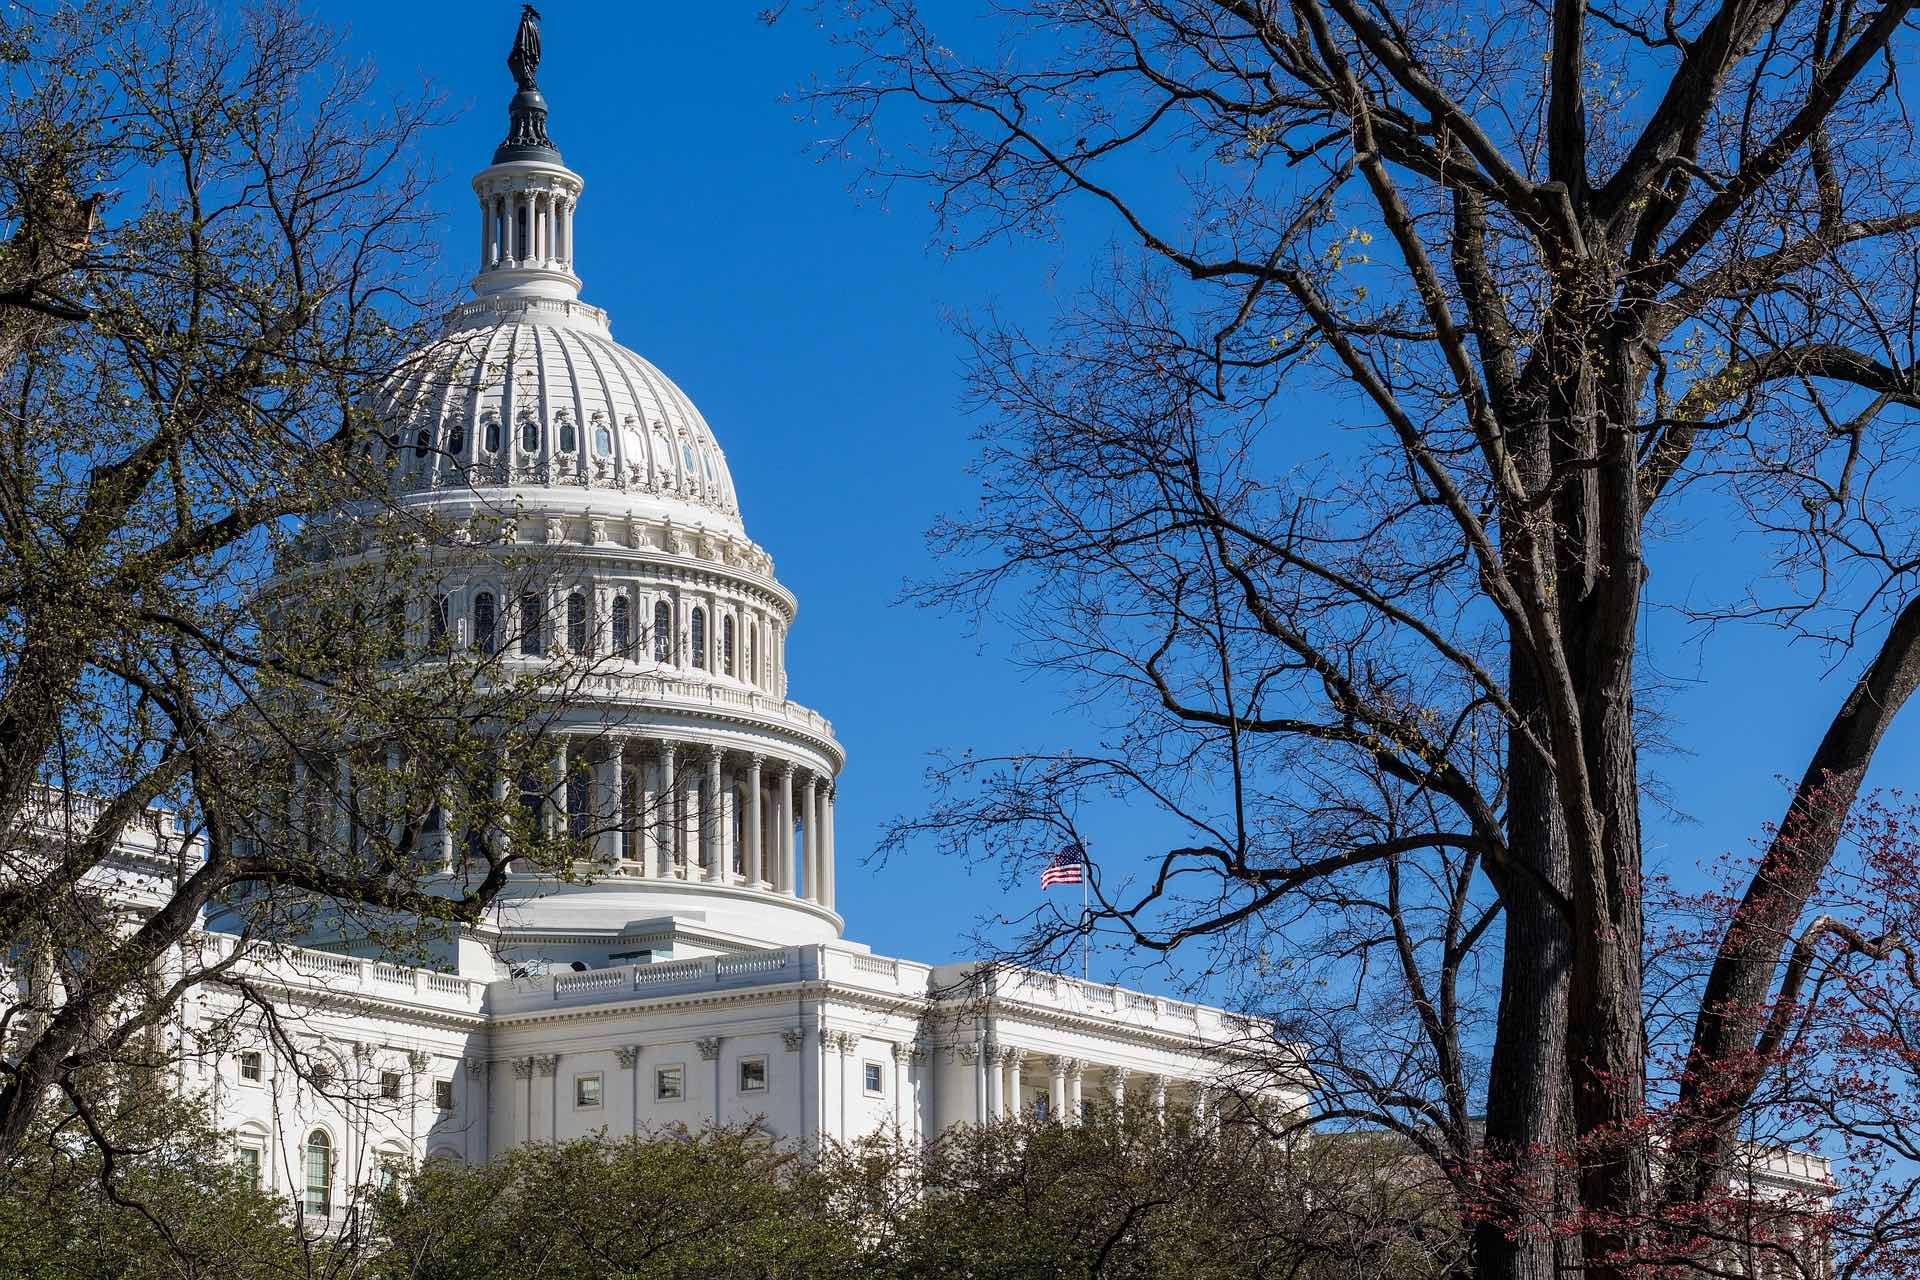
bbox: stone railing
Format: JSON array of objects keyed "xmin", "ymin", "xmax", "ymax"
[
  {"xmin": 960, "ymin": 964, "xmax": 1262, "ymax": 1045},
  {"xmin": 204, "ymin": 935, "xmax": 483, "ymax": 1016},
  {"xmin": 572, "ymin": 671, "xmax": 835, "ymax": 742},
  {"xmin": 491, "ymin": 944, "xmax": 934, "ymax": 1016}
]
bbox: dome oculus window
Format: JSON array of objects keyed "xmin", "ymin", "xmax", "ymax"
[
  {"xmin": 519, "ymin": 593, "xmax": 544, "ymax": 656},
  {"xmin": 566, "ymin": 592, "xmax": 588, "ymax": 654},
  {"xmin": 611, "ymin": 597, "xmax": 631, "ymax": 655}
]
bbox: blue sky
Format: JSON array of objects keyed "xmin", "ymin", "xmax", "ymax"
[{"xmin": 324, "ymin": 2, "xmax": 1920, "ymax": 985}]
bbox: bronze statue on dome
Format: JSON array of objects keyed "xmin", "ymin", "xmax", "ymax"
[{"xmin": 508, "ymin": 6, "xmax": 543, "ymax": 91}]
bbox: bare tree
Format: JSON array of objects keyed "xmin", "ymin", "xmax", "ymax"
[
  {"xmin": 0, "ymin": 0, "xmax": 627, "ymax": 1160},
  {"xmin": 804, "ymin": 0, "xmax": 1920, "ymax": 1276}
]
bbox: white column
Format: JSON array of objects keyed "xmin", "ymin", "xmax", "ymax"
[
  {"xmin": 490, "ymin": 750, "xmax": 511, "ymax": 871},
  {"xmin": 803, "ymin": 775, "xmax": 821, "ymax": 903},
  {"xmin": 705, "ymin": 746, "xmax": 725, "ymax": 883},
  {"xmin": 478, "ymin": 196, "xmax": 489, "ymax": 271},
  {"xmin": 745, "ymin": 756, "xmax": 764, "ymax": 887},
  {"xmin": 1068, "ymin": 1062, "xmax": 1085, "ymax": 1124},
  {"xmin": 777, "ymin": 764, "xmax": 796, "ymax": 896},
  {"xmin": 435, "ymin": 781, "xmax": 455, "ymax": 872},
  {"xmin": 333, "ymin": 754, "xmax": 352, "ymax": 853},
  {"xmin": 638, "ymin": 747, "xmax": 657, "ymax": 878},
  {"xmin": 290, "ymin": 757, "xmax": 309, "ymax": 854},
  {"xmin": 1003, "ymin": 1050, "xmax": 1025, "ymax": 1121},
  {"xmin": 551, "ymin": 739, "xmax": 569, "ymax": 844},
  {"xmin": 1109, "ymin": 1066, "xmax": 1128, "ymax": 1113},
  {"xmin": 1048, "ymin": 1056, "xmax": 1068, "ymax": 1124},
  {"xmin": 821, "ymin": 783, "xmax": 837, "ymax": 909},
  {"xmin": 1150, "ymin": 1074, "xmax": 1168, "ymax": 1127},
  {"xmin": 656, "ymin": 743, "xmax": 676, "ymax": 879},
  {"xmin": 594, "ymin": 746, "xmax": 620, "ymax": 864},
  {"xmin": 983, "ymin": 1045, "xmax": 1003, "ymax": 1121}
]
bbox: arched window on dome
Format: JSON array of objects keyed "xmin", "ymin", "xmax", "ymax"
[
  {"xmin": 413, "ymin": 428, "xmax": 430, "ymax": 463},
  {"xmin": 429, "ymin": 593, "xmax": 450, "ymax": 649},
  {"xmin": 520, "ymin": 415, "xmax": 540, "ymax": 455},
  {"xmin": 593, "ymin": 420, "xmax": 613, "ymax": 456},
  {"xmin": 653, "ymin": 601, "xmax": 672, "ymax": 663},
  {"xmin": 566, "ymin": 592, "xmax": 588, "ymax": 654},
  {"xmin": 519, "ymin": 593, "xmax": 544, "ymax": 657},
  {"xmin": 689, "ymin": 607, "xmax": 707, "ymax": 670},
  {"xmin": 483, "ymin": 413, "xmax": 501, "ymax": 455},
  {"xmin": 558, "ymin": 416, "xmax": 576, "ymax": 454},
  {"xmin": 303, "ymin": 1130, "xmax": 332, "ymax": 1216},
  {"xmin": 721, "ymin": 615, "xmax": 735, "ymax": 677},
  {"xmin": 447, "ymin": 418, "xmax": 466, "ymax": 459},
  {"xmin": 611, "ymin": 596, "xmax": 631, "ymax": 656},
  {"xmin": 472, "ymin": 591, "xmax": 497, "ymax": 656}
]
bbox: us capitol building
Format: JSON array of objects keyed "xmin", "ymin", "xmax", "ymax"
[{"xmin": 25, "ymin": 15, "xmax": 1286, "ymax": 1215}]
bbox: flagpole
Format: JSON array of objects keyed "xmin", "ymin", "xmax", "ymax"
[{"xmin": 1081, "ymin": 871, "xmax": 1089, "ymax": 981}]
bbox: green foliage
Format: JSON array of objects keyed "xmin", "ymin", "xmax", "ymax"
[
  {"xmin": 370, "ymin": 1125, "xmax": 860, "ymax": 1280},
  {"xmin": 0, "ymin": 1090, "xmax": 301, "ymax": 1280}
]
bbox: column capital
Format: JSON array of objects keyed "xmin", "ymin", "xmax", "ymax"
[
  {"xmin": 657, "ymin": 739, "xmax": 677, "ymax": 763},
  {"xmin": 958, "ymin": 1043, "xmax": 981, "ymax": 1065},
  {"xmin": 747, "ymin": 752, "xmax": 765, "ymax": 770},
  {"xmin": 695, "ymin": 1036, "xmax": 723, "ymax": 1062},
  {"xmin": 510, "ymin": 1056, "xmax": 534, "ymax": 1081},
  {"xmin": 780, "ymin": 759, "xmax": 797, "ymax": 778},
  {"xmin": 890, "ymin": 1041, "xmax": 913, "ymax": 1065},
  {"xmin": 534, "ymin": 1054, "xmax": 559, "ymax": 1077},
  {"xmin": 1050, "ymin": 1054, "xmax": 1080, "ymax": 1077},
  {"xmin": 780, "ymin": 1027, "xmax": 805, "ymax": 1052},
  {"xmin": 704, "ymin": 742, "xmax": 723, "ymax": 764},
  {"xmin": 616, "ymin": 1045, "xmax": 640, "ymax": 1069},
  {"xmin": 464, "ymin": 1056, "xmax": 490, "ymax": 1079}
]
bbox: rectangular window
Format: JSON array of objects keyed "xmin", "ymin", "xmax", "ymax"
[
  {"xmin": 238, "ymin": 1051, "xmax": 262, "ymax": 1083},
  {"xmin": 738, "ymin": 1056, "xmax": 768, "ymax": 1093},
  {"xmin": 655, "ymin": 1064, "xmax": 684, "ymax": 1102},
  {"xmin": 434, "ymin": 1078, "xmax": 454, "ymax": 1111},
  {"xmin": 237, "ymin": 1145, "xmax": 261, "ymax": 1188},
  {"xmin": 863, "ymin": 1061, "xmax": 885, "ymax": 1096},
  {"xmin": 575, "ymin": 1073, "xmax": 603, "ymax": 1109},
  {"xmin": 379, "ymin": 1070, "xmax": 402, "ymax": 1101}
]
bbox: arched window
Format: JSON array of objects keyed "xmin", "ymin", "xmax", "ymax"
[
  {"xmin": 519, "ymin": 593, "xmax": 544, "ymax": 656},
  {"xmin": 303, "ymin": 1130, "xmax": 332, "ymax": 1216},
  {"xmin": 447, "ymin": 419, "xmax": 466, "ymax": 458},
  {"xmin": 611, "ymin": 597, "xmax": 631, "ymax": 655},
  {"xmin": 483, "ymin": 414, "xmax": 501, "ymax": 454},
  {"xmin": 721, "ymin": 615, "xmax": 735, "ymax": 676},
  {"xmin": 653, "ymin": 601, "xmax": 672, "ymax": 663},
  {"xmin": 413, "ymin": 428, "xmax": 430, "ymax": 462},
  {"xmin": 689, "ymin": 607, "xmax": 706, "ymax": 670},
  {"xmin": 520, "ymin": 415, "xmax": 539, "ymax": 454},
  {"xmin": 429, "ymin": 594, "xmax": 450, "ymax": 648},
  {"xmin": 594, "ymin": 422, "xmax": 613, "ymax": 456},
  {"xmin": 558, "ymin": 416, "xmax": 576, "ymax": 453},
  {"xmin": 473, "ymin": 591, "xmax": 497, "ymax": 656},
  {"xmin": 566, "ymin": 592, "xmax": 588, "ymax": 654}
]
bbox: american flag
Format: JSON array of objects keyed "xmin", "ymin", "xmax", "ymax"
[{"xmin": 1039, "ymin": 845, "xmax": 1085, "ymax": 889}]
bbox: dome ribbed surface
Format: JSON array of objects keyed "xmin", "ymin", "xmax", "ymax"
[{"xmin": 375, "ymin": 298, "xmax": 744, "ymax": 535}]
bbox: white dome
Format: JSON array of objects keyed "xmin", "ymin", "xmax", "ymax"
[{"xmin": 374, "ymin": 294, "xmax": 745, "ymax": 536}]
